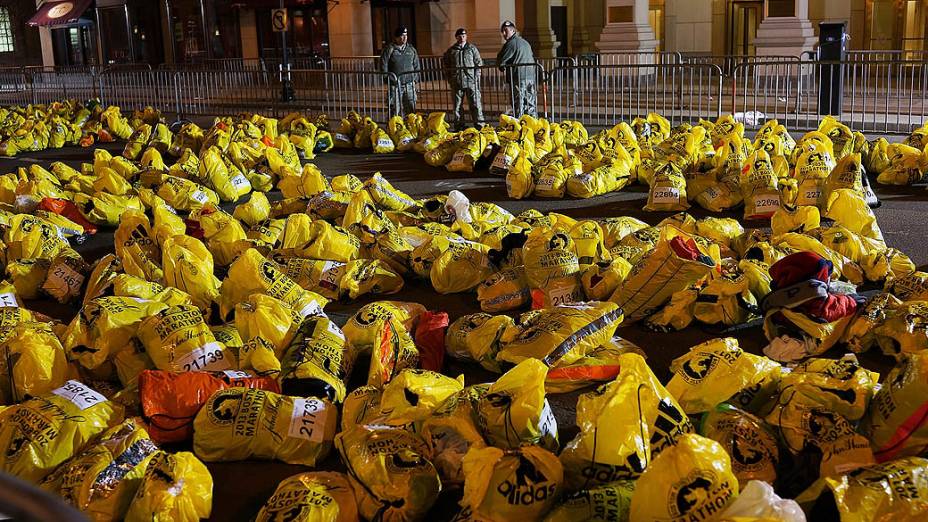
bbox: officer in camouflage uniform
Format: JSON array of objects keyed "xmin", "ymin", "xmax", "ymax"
[
  {"xmin": 496, "ymin": 20, "xmax": 537, "ymax": 117},
  {"xmin": 380, "ymin": 26, "xmax": 420, "ymax": 116},
  {"xmin": 443, "ymin": 27, "xmax": 485, "ymax": 128}
]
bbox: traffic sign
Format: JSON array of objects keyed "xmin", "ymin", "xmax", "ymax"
[{"xmin": 272, "ymin": 9, "xmax": 288, "ymax": 32}]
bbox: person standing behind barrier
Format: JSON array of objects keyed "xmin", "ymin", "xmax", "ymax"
[
  {"xmin": 443, "ymin": 28, "xmax": 485, "ymax": 129},
  {"xmin": 496, "ymin": 20, "xmax": 537, "ymax": 117},
  {"xmin": 380, "ymin": 26, "xmax": 420, "ymax": 116}
]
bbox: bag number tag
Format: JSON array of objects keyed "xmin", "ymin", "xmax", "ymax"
[
  {"xmin": 176, "ymin": 342, "xmax": 231, "ymax": 372},
  {"xmin": 377, "ymin": 138, "xmax": 394, "ymax": 149},
  {"xmin": 492, "ymin": 152, "xmax": 510, "ymax": 170},
  {"xmin": 191, "ymin": 190, "xmax": 209, "ymax": 204},
  {"xmin": 652, "ymin": 187, "xmax": 680, "ymax": 204},
  {"xmin": 0, "ymin": 292, "xmax": 18, "ymax": 307},
  {"xmin": 223, "ymin": 370, "xmax": 251, "ymax": 379},
  {"xmin": 754, "ymin": 196, "xmax": 780, "ymax": 214},
  {"xmin": 231, "ymin": 174, "xmax": 250, "ymax": 189},
  {"xmin": 289, "ymin": 398, "xmax": 327, "ymax": 442},
  {"xmin": 53, "ymin": 380, "xmax": 107, "ymax": 411}
]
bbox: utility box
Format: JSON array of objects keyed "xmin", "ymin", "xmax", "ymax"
[{"xmin": 818, "ymin": 21, "xmax": 847, "ymax": 116}]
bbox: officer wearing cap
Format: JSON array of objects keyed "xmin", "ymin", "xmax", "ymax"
[
  {"xmin": 443, "ymin": 27, "xmax": 485, "ymax": 128},
  {"xmin": 495, "ymin": 20, "xmax": 537, "ymax": 117},
  {"xmin": 380, "ymin": 26, "xmax": 420, "ymax": 116}
]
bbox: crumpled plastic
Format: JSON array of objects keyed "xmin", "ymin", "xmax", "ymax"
[
  {"xmin": 124, "ymin": 450, "xmax": 213, "ymax": 522},
  {"xmin": 193, "ymin": 387, "xmax": 337, "ymax": 465},
  {"xmin": 560, "ymin": 353, "xmax": 693, "ymax": 491},
  {"xmin": 254, "ymin": 471, "xmax": 357, "ymax": 522}
]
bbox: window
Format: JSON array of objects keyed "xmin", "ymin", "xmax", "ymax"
[{"xmin": 0, "ymin": 7, "xmax": 14, "ymax": 53}]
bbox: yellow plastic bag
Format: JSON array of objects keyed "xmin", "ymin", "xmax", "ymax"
[
  {"xmin": 795, "ymin": 457, "xmax": 928, "ymax": 521},
  {"xmin": 341, "ymin": 300, "xmax": 424, "ymax": 352},
  {"xmin": 431, "ymin": 241, "xmax": 495, "ymax": 294},
  {"xmin": 0, "ymin": 380, "xmax": 124, "ymax": 482},
  {"xmin": 255, "ymin": 472, "xmax": 357, "ymax": 522},
  {"xmin": 645, "ymin": 160, "xmax": 689, "ymax": 211},
  {"xmin": 885, "ymin": 271, "xmax": 928, "ymax": 301},
  {"xmin": 666, "ymin": 338, "xmax": 781, "ymax": 414},
  {"xmin": 367, "ymin": 318, "xmax": 419, "ymax": 388},
  {"xmin": 580, "ymin": 258, "xmax": 631, "ymax": 302},
  {"xmin": 194, "ymin": 388, "xmax": 337, "ymax": 465},
  {"xmin": 629, "ymin": 434, "xmax": 739, "ymax": 522},
  {"xmin": 219, "ymin": 248, "xmax": 329, "ymax": 320},
  {"xmin": 741, "ymin": 150, "xmax": 781, "ymax": 219},
  {"xmin": 421, "ymin": 386, "xmax": 488, "ymax": 485},
  {"xmin": 699, "ymin": 404, "xmax": 779, "ymax": 487},
  {"xmin": 115, "ymin": 210, "xmax": 163, "ymax": 283},
  {"xmin": 232, "ymin": 191, "xmax": 270, "ymax": 227},
  {"xmin": 611, "ymin": 228, "xmax": 717, "ymax": 322},
  {"xmin": 460, "ymin": 445, "xmax": 564, "ymax": 521},
  {"xmin": 877, "ymin": 144, "xmax": 924, "ymax": 185},
  {"xmin": 334, "ymin": 425, "xmax": 441, "ymax": 521},
  {"xmin": 137, "ymin": 305, "xmax": 236, "ymax": 372},
  {"xmin": 560, "ymin": 353, "xmax": 693, "ymax": 491},
  {"xmin": 162, "ymin": 234, "xmax": 220, "ymax": 312},
  {"xmin": 446, "ymin": 313, "xmax": 515, "ymax": 373},
  {"xmin": 506, "ymin": 153, "xmax": 535, "ymax": 199},
  {"xmin": 873, "ymin": 301, "xmax": 928, "ymax": 357},
  {"xmin": 40, "ymin": 419, "xmax": 157, "ymax": 522},
  {"xmin": 124, "ymin": 450, "xmax": 213, "ymax": 522},
  {"xmin": 477, "ymin": 267, "xmax": 532, "ymax": 313},
  {"xmin": 63, "ymin": 296, "xmax": 168, "ymax": 372},
  {"xmin": 522, "ymin": 228, "xmax": 584, "ymax": 307},
  {"xmin": 863, "ymin": 351, "xmax": 928, "ymax": 462},
  {"xmin": 476, "ymin": 359, "xmax": 558, "ymax": 451},
  {"xmin": 499, "ymin": 302, "xmax": 623, "ymax": 368},
  {"xmin": 0, "ymin": 321, "xmax": 69, "ymax": 404},
  {"xmin": 378, "ymin": 369, "xmax": 464, "ymax": 425},
  {"xmin": 364, "ymin": 172, "xmax": 417, "ymax": 211},
  {"xmin": 543, "ymin": 481, "xmax": 635, "ymax": 522},
  {"xmin": 280, "ymin": 316, "xmax": 355, "ymax": 403}
]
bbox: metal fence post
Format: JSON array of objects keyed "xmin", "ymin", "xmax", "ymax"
[{"xmin": 173, "ymin": 71, "xmax": 183, "ymax": 121}]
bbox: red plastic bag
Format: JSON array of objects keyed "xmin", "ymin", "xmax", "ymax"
[
  {"xmin": 139, "ymin": 369, "xmax": 279, "ymax": 444},
  {"xmin": 38, "ymin": 197, "xmax": 98, "ymax": 235},
  {"xmin": 415, "ymin": 311, "xmax": 449, "ymax": 372}
]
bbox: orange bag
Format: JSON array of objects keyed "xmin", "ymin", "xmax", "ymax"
[{"xmin": 138, "ymin": 369, "xmax": 280, "ymax": 444}]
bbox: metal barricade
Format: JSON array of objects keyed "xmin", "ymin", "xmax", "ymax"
[
  {"xmin": 395, "ymin": 63, "xmax": 547, "ymax": 122},
  {"xmin": 98, "ymin": 69, "xmax": 179, "ymax": 115},
  {"xmin": 173, "ymin": 69, "xmax": 276, "ymax": 119},
  {"xmin": 289, "ymin": 69, "xmax": 398, "ymax": 123},
  {"xmin": 0, "ymin": 67, "xmax": 31, "ymax": 106},
  {"xmin": 28, "ymin": 66, "xmax": 98, "ymax": 105},
  {"xmin": 682, "ymin": 54, "xmax": 800, "ymax": 76},
  {"xmin": 730, "ymin": 59, "xmax": 928, "ymax": 133},
  {"xmin": 580, "ymin": 51, "xmax": 683, "ymax": 66},
  {"xmin": 548, "ymin": 62, "xmax": 723, "ymax": 127}
]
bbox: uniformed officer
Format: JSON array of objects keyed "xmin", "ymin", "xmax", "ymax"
[
  {"xmin": 380, "ymin": 26, "xmax": 420, "ymax": 116},
  {"xmin": 495, "ymin": 20, "xmax": 537, "ymax": 117},
  {"xmin": 443, "ymin": 27, "xmax": 485, "ymax": 128}
]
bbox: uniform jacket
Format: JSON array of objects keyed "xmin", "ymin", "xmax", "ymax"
[
  {"xmin": 380, "ymin": 43, "xmax": 420, "ymax": 84},
  {"xmin": 443, "ymin": 42, "xmax": 483, "ymax": 88}
]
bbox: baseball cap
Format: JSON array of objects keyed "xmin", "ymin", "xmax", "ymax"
[
  {"xmin": 500, "ymin": 20, "xmax": 515, "ymax": 30},
  {"xmin": 455, "ymin": 28, "xmax": 466, "ymax": 37},
  {"xmin": 394, "ymin": 26, "xmax": 408, "ymax": 37}
]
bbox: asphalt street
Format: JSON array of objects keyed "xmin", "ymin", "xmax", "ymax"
[{"xmin": 2, "ymin": 142, "xmax": 927, "ymax": 520}]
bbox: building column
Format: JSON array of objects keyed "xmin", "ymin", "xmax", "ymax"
[
  {"xmin": 595, "ymin": 0, "xmax": 658, "ymax": 52},
  {"xmin": 326, "ymin": 0, "xmax": 373, "ymax": 56},
  {"xmin": 520, "ymin": 0, "xmax": 559, "ymax": 59},
  {"xmin": 469, "ymin": 0, "xmax": 516, "ymax": 57},
  {"xmin": 664, "ymin": 0, "xmax": 713, "ymax": 54},
  {"xmin": 753, "ymin": 0, "xmax": 816, "ymax": 57},
  {"xmin": 238, "ymin": 8, "xmax": 258, "ymax": 59},
  {"xmin": 570, "ymin": 0, "xmax": 605, "ymax": 55}
]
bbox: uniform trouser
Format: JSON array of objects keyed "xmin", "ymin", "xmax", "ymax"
[
  {"xmin": 390, "ymin": 82, "xmax": 417, "ymax": 116},
  {"xmin": 452, "ymin": 86, "xmax": 484, "ymax": 125},
  {"xmin": 510, "ymin": 81, "xmax": 537, "ymax": 118}
]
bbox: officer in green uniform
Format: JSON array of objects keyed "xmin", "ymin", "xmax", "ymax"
[
  {"xmin": 443, "ymin": 27, "xmax": 485, "ymax": 128},
  {"xmin": 495, "ymin": 20, "xmax": 537, "ymax": 117},
  {"xmin": 380, "ymin": 26, "xmax": 420, "ymax": 116}
]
